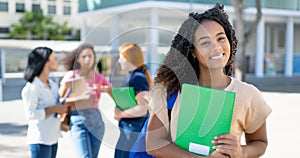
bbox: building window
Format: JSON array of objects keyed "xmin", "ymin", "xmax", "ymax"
[
  {"xmin": 65, "ymin": 30, "xmax": 72, "ymax": 36},
  {"xmin": 5, "ymin": 49, "xmax": 29, "ymax": 73},
  {"xmin": 0, "ymin": 2, "xmax": 8, "ymax": 12},
  {"xmin": 32, "ymin": 4, "xmax": 40, "ymax": 13},
  {"xmin": 63, "ymin": 6, "xmax": 71, "ymax": 15},
  {"xmin": 278, "ymin": 30, "xmax": 285, "ymax": 48},
  {"xmin": 0, "ymin": 27, "xmax": 9, "ymax": 33},
  {"xmin": 16, "ymin": 3, "xmax": 25, "ymax": 13},
  {"xmin": 48, "ymin": 5, "xmax": 56, "ymax": 14}
]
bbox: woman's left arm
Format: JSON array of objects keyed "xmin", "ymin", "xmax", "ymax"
[
  {"xmin": 213, "ymin": 122, "xmax": 268, "ymax": 158},
  {"xmin": 114, "ymin": 91, "xmax": 149, "ymax": 120}
]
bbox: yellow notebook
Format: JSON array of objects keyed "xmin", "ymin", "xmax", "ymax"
[{"xmin": 175, "ymin": 84, "xmax": 236, "ymax": 156}]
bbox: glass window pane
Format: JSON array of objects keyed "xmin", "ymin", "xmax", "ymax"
[
  {"xmin": 32, "ymin": 4, "xmax": 40, "ymax": 13},
  {"xmin": 63, "ymin": 6, "xmax": 71, "ymax": 15},
  {"xmin": 0, "ymin": 2, "xmax": 8, "ymax": 12},
  {"xmin": 5, "ymin": 49, "xmax": 29, "ymax": 73},
  {"xmin": 48, "ymin": 5, "xmax": 56, "ymax": 14},
  {"xmin": 0, "ymin": 27, "xmax": 9, "ymax": 33},
  {"xmin": 16, "ymin": 3, "xmax": 25, "ymax": 13}
]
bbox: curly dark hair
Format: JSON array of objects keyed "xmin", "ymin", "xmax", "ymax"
[
  {"xmin": 61, "ymin": 43, "xmax": 96, "ymax": 71},
  {"xmin": 155, "ymin": 3, "xmax": 238, "ymax": 96}
]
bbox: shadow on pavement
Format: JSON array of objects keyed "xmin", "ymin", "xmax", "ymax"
[
  {"xmin": 0, "ymin": 123, "xmax": 27, "ymax": 136},
  {"xmin": 0, "ymin": 144, "xmax": 28, "ymax": 153}
]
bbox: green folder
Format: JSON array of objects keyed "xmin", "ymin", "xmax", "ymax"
[
  {"xmin": 175, "ymin": 84, "xmax": 236, "ymax": 156},
  {"xmin": 112, "ymin": 87, "xmax": 137, "ymax": 110}
]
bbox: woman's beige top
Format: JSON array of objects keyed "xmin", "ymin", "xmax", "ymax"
[{"xmin": 149, "ymin": 77, "xmax": 272, "ymax": 144}]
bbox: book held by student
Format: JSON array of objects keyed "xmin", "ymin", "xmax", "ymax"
[
  {"xmin": 64, "ymin": 77, "xmax": 89, "ymax": 98},
  {"xmin": 175, "ymin": 84, "xmax": 236, "ymax": 156},
  {"xmin": 112, "ymin": 87, "xmax": 137, "ymax": 110}
]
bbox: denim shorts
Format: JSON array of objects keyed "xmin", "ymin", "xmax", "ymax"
[{"xmin": 69, "ymin": 108, "xmax": 105, "ymax": 158}]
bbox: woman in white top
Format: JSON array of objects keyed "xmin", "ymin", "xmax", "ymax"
[{"xmin": 22, "ymin": 47, "xmax": 67, "ymax": 158}]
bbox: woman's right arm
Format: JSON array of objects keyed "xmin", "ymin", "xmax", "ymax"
[
  {"xmin": 58, "ymin": 84, "xmax": 71, "ymax": 106},
  {"xmin": 58, "ymin": 84, "xmax": 76, "ymax": 107},
  {"xmin": 22, "ymin": 85, "xmax": 45, "ymax": 120},
  {"xmin": 145, "ymin": 84, "xmax": 198, "ymax": 157},
  {"xmin": 145, "ymin": 86, "xmax": 228, "ymax": 158},
  {"xmin": 45, "ymin": 103, "xmax": 66, "ymax": 116},
  {"xmin": 59, "ymin": 71, "xmax": 75, "ymax": 106},
  {"xmin": 146, "ymin": 114, "xmax": 204, "ymax": 158},
  {"xmin": 146, "ymin": 114, "xmax": 228, "ymax": 158},
  {"xmin": 22, "ymin": 84, "xmax": 66, "ymax": 120}
]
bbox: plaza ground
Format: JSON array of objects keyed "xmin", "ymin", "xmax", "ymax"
[{"xmin": 1, "ymin": 91, "xmax": 300, "ymax": 157}]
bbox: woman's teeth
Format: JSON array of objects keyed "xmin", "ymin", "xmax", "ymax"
[{"xmin": 210, "ymin": 54, "xmax": 223, "ymax": 60}]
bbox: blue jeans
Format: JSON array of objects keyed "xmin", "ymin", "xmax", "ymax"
[
  {"xmin": 29, "ymin": 143, "xmax": 58, "ymax": 158},
  {"xmin": 115, "ymin": 117, "xmax": 147, "ymax": 158},
  {"xmin": 70, "ymin": 108, "xmax": 105, "ymax": 158}
]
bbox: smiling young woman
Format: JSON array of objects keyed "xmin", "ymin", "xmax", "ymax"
[{"xmin": 146, "ymin": 4, "xmax": 272, "ymax": 158}]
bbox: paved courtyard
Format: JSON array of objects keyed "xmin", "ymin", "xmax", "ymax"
[{"xmin": 1, "ymin": 92, "xmax": 300, "ymax": 158}]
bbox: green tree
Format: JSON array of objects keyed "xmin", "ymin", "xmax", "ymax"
[
  {"xmin": 49, "ymin": 21, "xmax": 72, "ymax": 40},
  {"xmin": 10, "ymin": 9, "xmax": 75, "ymax": 40}
]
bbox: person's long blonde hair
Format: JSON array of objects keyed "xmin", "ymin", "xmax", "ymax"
[{"xmin": 119, "ymin": 43, "xmax": 152, "ymax": 87}]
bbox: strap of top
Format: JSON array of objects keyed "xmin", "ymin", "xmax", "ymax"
[{"xmin": 167, "ymin": 90, "xmax": 178, "ymax": 121}]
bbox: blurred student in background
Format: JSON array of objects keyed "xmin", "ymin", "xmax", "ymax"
[
  {"xmin": 59, "ymin": 43, "xmax": 112, "ymax": 158},
  {"xmin": 114, "ymin": 43, "xmax": 152, "ymax": 158},
  {"xmin": 22, "ymin": 47, "xmax": 67, "ymax": 158}
]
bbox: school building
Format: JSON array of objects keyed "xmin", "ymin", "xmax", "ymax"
[
  {"xmin": 1, "ymin": 0, "xmax": 300, "ymax": 100},
  {"xmin": 76, "ymin": 0, "xmax": 300, "ymax": 77}
]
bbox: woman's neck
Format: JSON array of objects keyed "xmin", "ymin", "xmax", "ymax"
[
  {"xmin": 127, "ymin": 65, "xmax": 137, "ymax": 72},
  {"xmin": 198, "ymin": 70, "xmax": 230, "ymax": 90},
  {"xmin": 39, "ymin": 71, "xmax": 50, "ymax": 87},
  {"xmin": 80, "ymin": 69, "xmax": 93, "ymax": 78}
]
